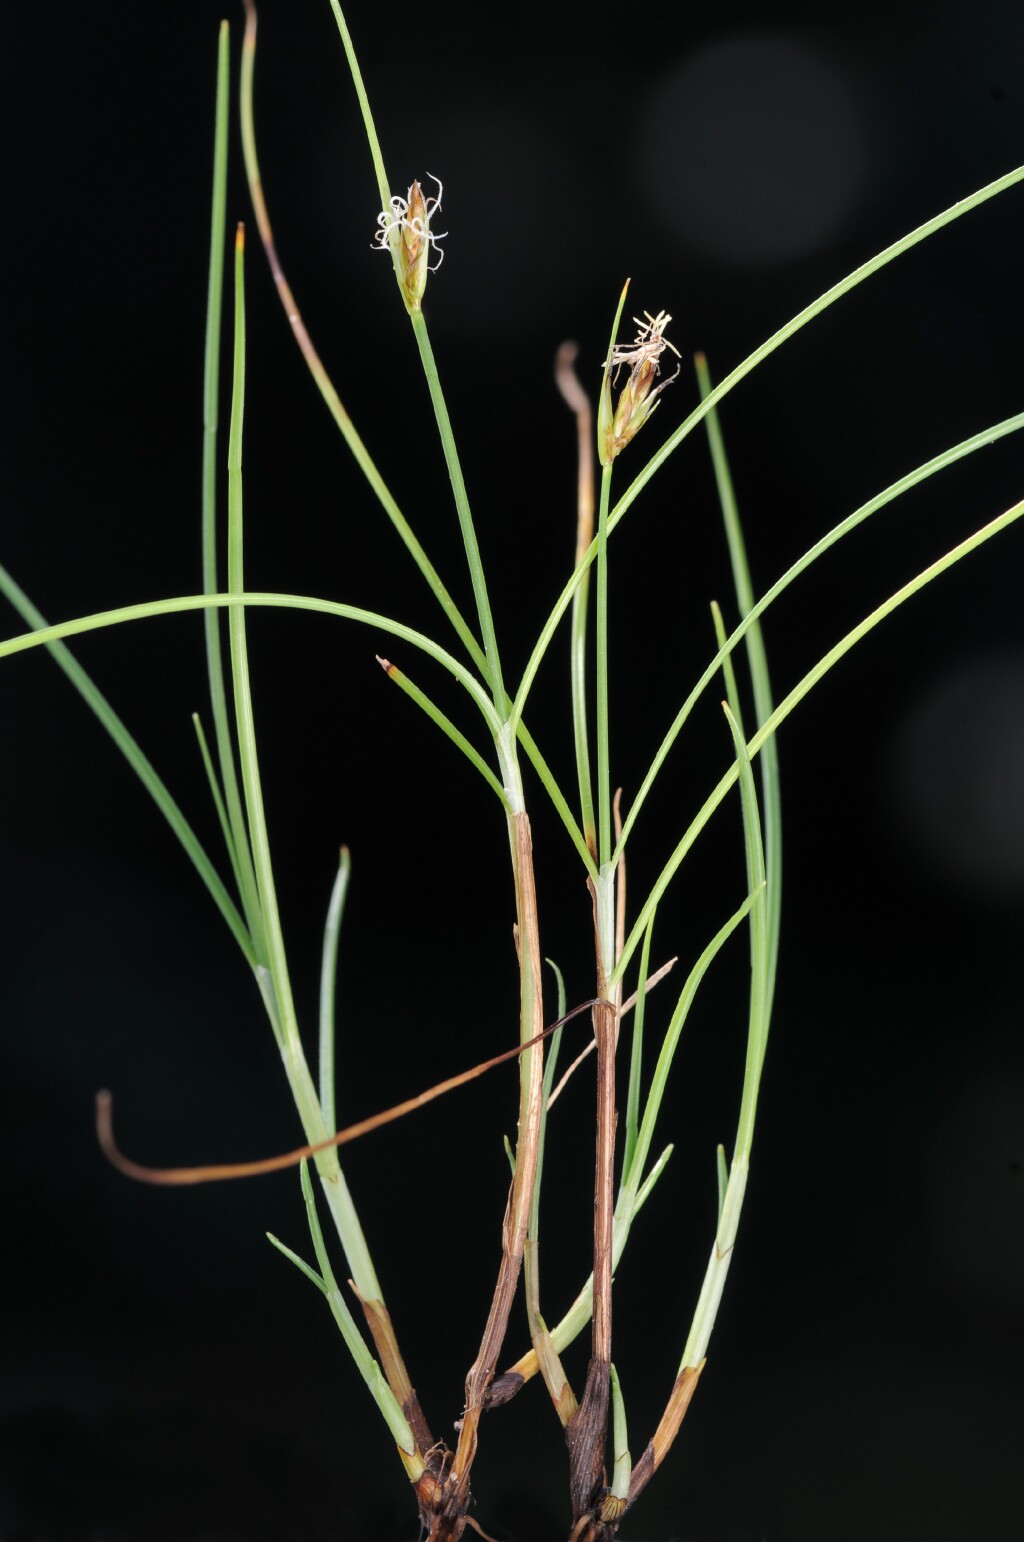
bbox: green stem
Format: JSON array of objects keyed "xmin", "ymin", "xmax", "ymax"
[
  {"xmin": 323, "ymin": 0, "xmax": 391, "ymax": 211},
  {"xmin": 558, "ymin": 343, "xmax": 598, "ymax": 854},
  {"xmin": 409, "ymin": 309, "xmax": 506, "ymax": 709},
  {"xmin": 595, "ymin": 464, "xmax": 614, "ymax": 870},
  {"xmin": 226, "ymin": 228, "xmax": 296, "ymax": 1048},
  {"xmin": 204, "ymin": 23, "xmax": 266, "ymax": 954},
  {"xmin": 319, "ymin": 3, "xmax": 502, "ymax": 713},
  {"xmin": 225, "ymin": 227, "xmax": 384, "ymax": 1303},
  {"xmin": 239, "ymin": 1, "xmax": 485, "ymax": 676}
]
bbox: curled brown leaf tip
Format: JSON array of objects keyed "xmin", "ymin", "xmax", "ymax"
[{"xmin": 95, "ymin": 1000, "xmax": 598, "ymax": 1188}]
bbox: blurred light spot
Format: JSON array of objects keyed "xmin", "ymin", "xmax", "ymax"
[
  {"xmin": 635, "ymin": 34, "xmax": 867, "ymax": 266},
  {"xmin": 884, "ymin": 652, "xmax": 1024, "ymax": 892}
]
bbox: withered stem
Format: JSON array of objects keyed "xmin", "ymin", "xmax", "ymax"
[
  {"xmin": 443, "ymin": 813, "xmax": 546, "ymax": 1529},
  {"xmin": 96, "ymin": 1002, "xmax": 594, "ymax": 1185},
  {"xmin": 545, "ymin": 957, "xmax": 675, "ymax": 1108}
]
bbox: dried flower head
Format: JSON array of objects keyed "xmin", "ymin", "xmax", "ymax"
[
  {"xmin": 599, "ymin": 309, "xmax": 681, "ymax": 463},
  {"xmin": 373, "ymin": 174, "xmax": 446, "ymax": 310}
]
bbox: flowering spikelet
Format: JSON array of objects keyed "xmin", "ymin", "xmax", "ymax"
[
  {"xmin": 599, "ymin": 309, "xmax": 681, "ymax": 464},
  {"xmin": 373, "ymin": 175, "xmax": 446, "ymax": 311}
]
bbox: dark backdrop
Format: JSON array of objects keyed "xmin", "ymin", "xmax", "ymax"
[{"xmin": 2, "ymin": 2, "xmax": 1022, "ymax": 1539}]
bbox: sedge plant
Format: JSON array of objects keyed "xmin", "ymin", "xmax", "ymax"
[{"xmin": 1, "ymin": 4, "xmax": 1022, "ymax": 1539}]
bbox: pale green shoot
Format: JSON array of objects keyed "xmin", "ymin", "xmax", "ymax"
[{"xmin": 318, "ymin": 847, "xmax": 351, "ymax": 1136}]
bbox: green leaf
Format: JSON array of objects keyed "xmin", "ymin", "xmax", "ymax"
[
  {"xmin": 0, "ymin": 563, "xmax": 254, "ymax": 966},
  {"xmin": 699, "ymin": 354, "xmax": 782, "ymax": 1019},
  {"xmin": 609, "ymin": 493, "xmax": 1024, "ymax": 990},
  {"xmin": 266, "ymin": 1231, "xmax": 328, "ymax": 1295}
]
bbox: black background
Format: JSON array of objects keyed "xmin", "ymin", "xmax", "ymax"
[{"xmin": 1, "ymin": 2, "xmax": 1022, "ymax": 1539}]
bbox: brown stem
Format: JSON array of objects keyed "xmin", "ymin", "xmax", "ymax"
[
  {"xmin": 434, "ymin": 813, "xmax": 546, "ymax": 1539},
  {"xmin": 544, "ymin": 956, "xmax": 676, "ymax": 1110},
  {"xmin": 554, "ymin": 341, "xmax": 595, "ymax": 575},
  {"xmin": 567, "ymin": 854, "xmax": 622, "ymax": 1527},
  {"xmin": 242, "ymin": 0, "xmax": 334, "ymax": 392},
  {"xmin": 566, "ymin": 995, "xmax": 617, "ymax": 1518},
  {"xmin": 591, "ymin": 997, "xmax": 618, "ymax": 1369}
]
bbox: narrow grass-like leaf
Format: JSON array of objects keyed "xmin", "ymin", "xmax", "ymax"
[
  {"xmin": 634, "ymin": 1143, "xmax": 673, "ymax": 1212},
  {"xmin": 202, "ymin": 22, "xmax": 264, "ymax": 955},
  {"xmin": 615, "ymin": 411, "xmax": 1024, "ymax": 866},
  {"xmin": 319, "ymin": 847, "xmax": 351, "ymax": 1135},
  {"xmin": 300, "ymin": 1158, "xmax": 342, "ymax": 1289},
  {"xmin": 219, "ymin": 235, "xmax": 384, "ymax": 1309},
  {"xmin": 514, "ymin": 721, "xmax": 599, "ymax": 880},
  {"xmin": 721, "ymin": 702, "xmax": 769, "ymax": 1161},
  {"xmin": 377, "ymin": 657, "xmax": 507, "ymax": 805},
  {"xmin": 504, "ymin": 1141, "xmax": 674, "ymax": 1392},
  {"xmin": 191, "ymin": 712, "xmax": 243, "ymax": 895},
  {"xmin": 7, "ymin": 492, "xmax": 1017, "ymax": 970},
  {"xmin": 505, "ymin": 893, "xmax": 760, "ymax": 1389},
  {"xmin": 0, "ymin": 564, "xmax": 255, "ymax": 966},
  {"xmin": 699, "ymin": 355, "xmax": 782, "ymax": 1017},
  {"xmin": 409, "ymin": 310, "xmax": 506, "ymax": 710},
  {"xmin": 621, "ymin": 885, "xmax": 763, "ymax": 1203},
  {"xmin": 322, "ymin": 0, "xmax": 391, "ymax": 210},
  {"xmin": 529, "ymin": 958, "xmax": 568, "ymax": 1241},
  {"xmin": 516, "ymin": 386, "xmax": 1023, "ymax": 745},
  {"xmin": 591, "ymin": 282, "xmax": 630, "ymax": 865},
  {"xmin": 608, "ymin": 494, "xmax": 1024, "ymax": 990},
  {"xmin": 240, "ymin": 1, "xmax": 485, "ymax": 678},
  {"xmin": 715, "ymin": 1143, "xmax": 728, "ymax": 1227},
  {"xmin": 622, "ymin": 913, "xmax": 655, "ymax": 1182},
  {"xmin": 671, "ymin": 703, "xmax": 768, "ymax": 1378},
  {"xmin": 520, "ymin": 964, "xmax": 603, "ymax": 1415},
  {"xmin": 0, "ymin": 590, "xmax": 505, "ymax": 727},
  {"xmin": 609, "ymin": 1363, "xmax": 632, "ymax": 1501},
  {"xmin": 615, "ymin": 162, "xmax": 1024, "ymax": 524},
  {"xmin": 712, "ymin": 602, "xmax": 743, "ymax": 732},
  {"xmin": 321, "ymin": 0, "xmax": 506, "ymax": 710},
  {"xmin": 597, "ymin": 278, "xmax": 633, "ymax": 466},
  {"xmin": 556, "ymin": 343, "xmax": 598, "ymax": 855},
  {"xmin": 298, "ymin": 1162, "xmax": 418, "ymax": 1457},
  {"xmin": 266, "ymin": 1230, "xmax": 328, "ymax": 1295},
  {"xmin": 225, "ymin": 227, "xmax": 297, "ymax": 1050}
]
